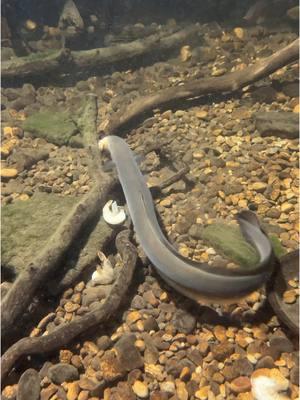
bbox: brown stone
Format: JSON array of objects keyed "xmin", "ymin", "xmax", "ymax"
[
  {"xmin": 230, "ymin": 376, "xmax": 251, "ymax": 393},
  {"xmin": 211, "ymin": 342, "xmax": 234, "ymax": 361},
  {"xmin": 40, "ymin": 384, "xmax": 58, "ymax": 400},
  {"xmin": 66, "ymin": 382, "xmax": 80, "ymax": 400},
  {"xmin": 99, "ymin": 351, "xmax": 124, "ymax": 381}
]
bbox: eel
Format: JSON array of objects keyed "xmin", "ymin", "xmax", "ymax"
[{"xmin": 99, "ymin": 135, "xmax": 275, "ymax": 302}]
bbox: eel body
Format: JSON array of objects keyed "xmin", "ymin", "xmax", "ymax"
[{"xmin": 99, "ymin": 135, "xmax": 274, "ymax": 301}]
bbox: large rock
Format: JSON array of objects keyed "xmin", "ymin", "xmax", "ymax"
[
  {"xmin": 1, "ymin": 193, "xmax": 112, "ymax": 282},
  {"xmin": 254, "ymin": 111, "xmax": 299, "ymax": 139},
  {"xmin": 22, "ymin": 111, "xmax": 82, "ymax": 146},
  {"xmin": 17, "ymin": 369, "xmax": 41, "ymax": 400}
]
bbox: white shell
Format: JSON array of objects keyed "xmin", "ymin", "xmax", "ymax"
[
  {"xmin": 91, "ymin": 252, "xmax": 115, "ymax": 285},
  {"xmin": 103, "ymin": 200, "xmax": 126, "ymax": 225}
]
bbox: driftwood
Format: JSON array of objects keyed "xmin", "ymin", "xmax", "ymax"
[
  {"xmin": 106, "ymin": 38, "xmax": 299, "ymax": 135},
  {"xmin": 2, "ymin": 25, "xmax": 199, "ymax": 81},
  {"xmin": 1, "ymin": 95, "xmax": 113, "ymax": 341},
  {"xmin": 1, "ymin": 230, "xmax": 137, "ymax": 382}
]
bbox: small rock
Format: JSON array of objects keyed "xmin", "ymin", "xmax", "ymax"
[
  {"xmin": 180, "ymin": 46, "xmax": 192, "ymax": 62},
  {"xmin": 1, "ymin": 168, "xmax": 18, "ymax": 179},
  {"xmin": 251, "ymin": 182, "xmax": 267, "ymax": 193},
  {"xmin": 114, "ymin": 333, "xmax": 144, "ymax": 371},
  {"xmin": 40, "ymin": 384, "xmax": 58, "ymax": 400},
  {"xmin": 211, "ymin": 342, "xmax": 234, "ymax": 361},
  {"xmin": 290, "ymin": 366, "xmax": 299, "ymax": 385},
  {"xmin": 233, "ymin": 27, "xmax": 244, "ymax": 40},
  {"xmin": 17, "ymin": 369, "xmax": 41, "ymax": 400},
  {"xmin": 269, "ymin": 333, "xmax": 294, "ymax": 354},
  {"xmin": 65, "ymin": 381, "xmax": 80, "ymax": 400},
  {"xmin": 143, "ymin": 290, "xmax": 159, "ymax": 307},
  {"xmin": 132, "ymin": 381, "xmax": 149, "ymax": 398},
  {"xmin": 160, "ymin": 381, "xmax": 175, "ymax": 395},
  {"xmin": 98, "ymin": 351, "xmax": 124, "ymax": 381},
  {"xmin": 96, "ymin": 335, "xmax": 112, "ymax": 351},
  {"xmin": 48, "ymin": 363, "xmax": 79, "ymax": 384},
  {"xmin": 82, "ymin": 285, "xmax": 110, "ymax": 307},
  {"xmin": 176, "ymin": 380, "xmax": 188, "ymax": 400},
  {"xmin": 172, "ymin": 309, "xmax": 196, "ymax": 334},
  {"xmin": 230, "ymin": 376, "xmax": 251, "ymax": 394},
  {"xmin": 195, "ymin": 385, "xmax": 210, "ymax": 399},
  {"xmin": 256, "ymin": 355, "xmax": 275, "ymax": 369}
]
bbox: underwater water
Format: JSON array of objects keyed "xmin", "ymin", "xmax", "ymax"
[{"xmin": 1, "ymin": 0, "xmax": 299, "ymax": 399}]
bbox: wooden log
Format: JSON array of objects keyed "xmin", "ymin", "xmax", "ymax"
[
  {"xmin": 106, "ymin": 39, "xmax": 299, "ymax": 135},
  {"xmin": 2, "ymin": 25, "xmax": 199, "ymax": 81}
]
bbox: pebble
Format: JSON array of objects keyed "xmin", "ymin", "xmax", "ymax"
[
  {"xmin": 171, "ymin": 309, "xmax": 196, "ymax": 334},
  {"xmin": 1, "ymin": 168, "xmax": 18, "ymax": 179},
  {"xmin": 250, "ymin": 182, "xmax": 267, "ymax": 193},
  {"xmin": 48, "ymin": 363, "xmax": 79, "ymax": 384},
  {"xmin": 114, "ymin": 333, "xmax": 144, "ymax": 371},
  {"xmin": 160, "ymin": 381, "xmax": 175, "ymax": 395},
  {"xmin": 230, "ymin": 376, "xmax": 251, "ymax": 394},
  {"xmin": 132, "ymin": 381, "xmax": 149, "ymax": 398},
  {"xmin": 195, "ymin": 385, "xmax": 210, "ymax": 399},
  {"xmin": 211, "ymin": 342, "xmax": 234, "ymax": 361},
  {"xmin": 233, "ymin": 27, "xmax": 244, "ymax": 40},
  {"xmin": 180, "ymin": 45, "xmax": 192, "ymax": 62},
  {"xmin": 65, "ymin": 382, "xmax": 80, "ymax": 400}
]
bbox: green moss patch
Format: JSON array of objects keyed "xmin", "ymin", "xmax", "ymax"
[
  {"xmin": 202, "ymin": 223, "xmax": 259, "ymax": 268},
  {"xmin": 22, "ymin": 111, "xmax": 79, "ymax": 146}
]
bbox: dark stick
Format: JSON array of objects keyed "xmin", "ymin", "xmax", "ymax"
[
  {"xmin": 1, "ymin": 230, "xmax": 137, "ymax": 382},
  {"xmin": 106, "ymin": 39, "xmax": 299, "ymax": 135}
]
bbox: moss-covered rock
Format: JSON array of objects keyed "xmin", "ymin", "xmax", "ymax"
[
  {"xmin": 22, "ymin": 110, "xmax": 79, "ymax": 146},
  {"xmin": 1, "ymin": 193, "xmax": 79, "ymax": 279},
  {"xmin": 2, "ymin": 193, "xmax": 113, "ymax": 284},
  {"xmin": 202, "ymin": 223, "xmax": 259, "ymax": 268},
  {"xmin": 269, "ymin": 234, "xmax": 286, "ymax": 259}
]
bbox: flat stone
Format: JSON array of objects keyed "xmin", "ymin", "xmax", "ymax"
[
  {"xmin": 48, "ymin": 363, "xmax": 79, "ymax": 384},
  {"xmin": 17, "ymin": 369, "xmax": 41, "ymax": 400},
  {"xmin": 40, "ymin": 384, "xmax": 58, "ymax": 400},
  {"xmin": 269, "ymin": 334, "xmax": 294, "ymax": 354},
  {"xmin": 211, "ymin": 342, "xmax": 235, "ymax": 362},
  {"xmin": 98, "ymin": 351, "xmax": 124, "ymax": 381},
  {"xmin": 22, "ymin": 111, "xmax": 79, "ymax": 146},
  {"xmin": 256, "ymin": 355, "xmax": 275, "ymax": 369},
  {"xmin": 290, "ymin": 366, "xmax": 299, "ymax": 385},
  {"xmin": 1, "ymin": 168, "xmax": 18, "ymax": 179},
  {"xmin": 160, "ymin": 381, "xmax": 175, "ymax": 395},
  {"xmin": 65, "ymin": 382, "xmax": 80, "ymax": 400},
  {"xmin": 171, "ymin": 309, "xmax": 196, "ymax": 334},
  {"xmin": 132, "ymin": 381, "xmax": 149, "ymax": 398},
  {"xmin": 175, "ymin": 380, "xmax": 188, "ymax": 400},
  {"xmin": 82, "ymin": 286, "xmax": 110, "ymax": 307},
  {"xmin": 114, "ymin": 333, "xmax": 144, "ymax": 371},
  {"xmin": 254, "ymin": 111, "xmax": 299, "ymax": 139},
  {"xmin": 96, "ymin": 335, "xmax": 112, "ymax": 351},
  {"xmin": 230, "ymin": 376, "xmax": 251, "ymax": 393}
]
